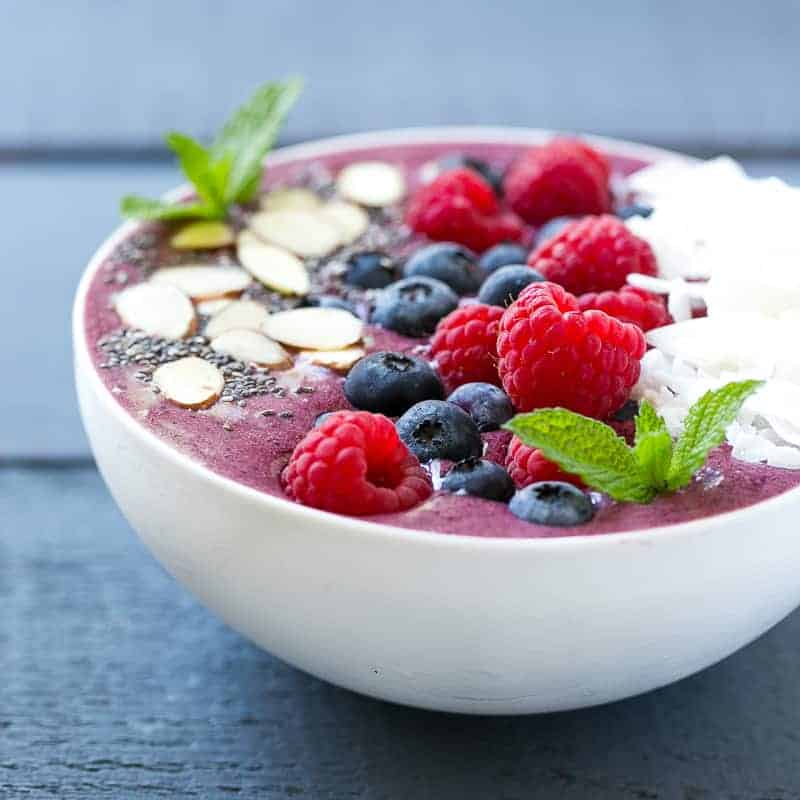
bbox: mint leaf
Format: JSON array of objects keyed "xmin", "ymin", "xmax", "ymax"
[
  {"xmin": 212, "ymin": 76, "xmax": 303, "ymax": 204},
  {"xmin": 635, "ymin": 400, "xmax": 668, "ymax": 441},
  {"xmin": 667, "ymin": 379, "xmax": 763, "ymax": 490},
  {"xmin": 633, "ymin": 400, "xmax": 673, "ymax": 487},
  {"xmin": 505, "ymin": 409, "xmax": 656, "ymax": 503},
  {"xmin": 164, "ymin": 132, "xmax": 226, "ymax": 216},
  {"xmin": 120, "ymin": 195, "xmax": 216, "ymax": 221}
]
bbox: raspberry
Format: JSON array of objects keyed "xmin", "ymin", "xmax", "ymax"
[
  {"xmin": 506, "ymin": 436, "xmax": 584, "ymax": 489},
  {"xmin": 283, "ymin": 411, "xmax": 431, "ymax": 515},
  {"xmin": 430, "ymin": 303, "xmax": 504, "ymax": 390},
  {"xmin": 504, "ymin": 139, "xmax": 611, "ymax": 225},
  {"xmin": 406, "ymin": 168, "xmax": 524, "ymax": 252},
  {"xmin": 496, "ymin": 282, "xmax": 646, "ymax": 417},
  {"xmin": 578, "ymin": 285, "xmax": 671, "ymax": 332},
  {"xmin": 528, "ymin": 214, "xmax": 657, "ymax": 296}
]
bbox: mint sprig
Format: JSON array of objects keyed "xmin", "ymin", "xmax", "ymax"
[
  {"xmin": 504, "ymin": 380, "xmax": 763, "ymax": 503},
  {"xmin": 121, "ymin": 77, "xmax": 303, "ymax": 222}
]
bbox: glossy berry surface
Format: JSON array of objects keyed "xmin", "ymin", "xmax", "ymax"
[
  {"xmin": 504, "ymin": 139, "xmax": 611, "ymax": 225},
  {"xmin": 446, "ymin": 382, "xmax": 514, "ymax": 432},
  {"xmin": 509, "ymin": 481, "xmax": 595, "ymax": 526},
  {"xmin": 403, "ymin": 242, "xmax": 484, "ymax": 296},
  {"xmin": 528, "ymin": 214, "xmax": 658, "ymax": 295},
  {"xmin": 371, "ymin": 276, "xmax": 458, "ymax": 337},
  {"xmin": 344, "ymin": 351, "xmax": 444, "ymax": 417},
  {"xmin": 506, "ymin": 436, "xmax": 584, "ymax": 488},
  {"xmin": 478, "ymin": 265, "xmax": 544, "ymax": 307},
  {"xmin": 478, "ymin": 243, "xmax": 530, "ymax": 273},
  {"xmin": 344, "ymin": 251, "xmax": 397, "ymax": 289},
  {"xmin": 304, "ymin": 294, "xmax": 358, "ymax": 314},
  {"xmin": 283, "ymin": 411, "xmax": 432, "ymax": 515},
  {"xmin": 441, "ymin": 458, "xmax": 515, "ymax": 502},
  {"xmin": 577, "ymin": 285, "xmax": 670, "ymax": 332},
  {"xmin": 396, "ymin": 400, "xmax": 483, "ymax": 463},
  {"xmin": 430, "ymin": 303, "xmax": 504, "ymax": 390},
  {"xmin": 496, "ymin": 282, "xmax": 646, "ymax": 417}
]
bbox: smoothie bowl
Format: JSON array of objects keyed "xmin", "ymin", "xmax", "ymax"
[{"xmin": 73, "ymin": 82, "xmax": 800, "ymax": 713}]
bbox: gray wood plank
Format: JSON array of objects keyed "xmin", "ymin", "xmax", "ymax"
[
  {"xmin": 2, "ymin": 464, "xmax": 800, "ymax": 798},
  {"xmin": 4, "ymin": 157, "xmax": 800, "ymax": 460},
  {"xmin": 2, "ymin": 0, "xmax": 800, "ymax": 151}
]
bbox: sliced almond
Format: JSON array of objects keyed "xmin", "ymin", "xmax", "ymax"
[
  {"xmin": 153, "ymin": 356, "xmax": 224, "ymax": 408},
  {"xmin": 210, "ymin": 329, "xmax": 291, "ymax": 367},
  {"xmin": 205, "ymin": 299, "xmax": 269, "ymax": 338},
  {"xmin": 317, "ymin": 201, "xmax": 369, "ymax": 245},
  {"xmin": 170, "ymin": 220, "xmax": 235, "ymax": 250},
  {"xmin": 263, "ymin": 307, "xmax": 363, "ymax": 351},
  {"xmin": 336, "ymin": 161, "xmax": 406, "ymax": 207},
  {"xmin": 196, "ymin": 298, "xmax": 233, "ymax": 316},
  {"xmin": 114, "ymin": 283, "xmax": 196, "ymax": 339},
  {"xmin": 304, "ymin": 347, "xmax": 366, "ymax": 372},
  {"xmin": 248, "ymin": 210, "xmax": 342, "ymax": 258},
  {"xmin": 237, "ymin": 230, "xmax": 310, "ymax": 295},
  {"xmin": 150, "ymin": 264, "xmax": 251, "ymax": 300},
  {"xmin": 260, "ymin": 186, "xmax": 321, "ymax": 213}
]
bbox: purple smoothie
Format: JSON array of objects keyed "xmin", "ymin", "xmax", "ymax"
[{"xmin": 82, "ymin": 139, "xmax": 800, "ymax": 537}]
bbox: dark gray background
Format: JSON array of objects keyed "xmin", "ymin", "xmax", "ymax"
[{"xmin": 3, "ymin": 2, "xmax": 800, "ymax": 797}]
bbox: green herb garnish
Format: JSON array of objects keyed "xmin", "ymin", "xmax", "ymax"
[
  {"xmin": 504, "ymin": 380, "xmax": 763, "ymax": 503},
  {"xmin": 121, "ymin": 77, "xmax": 303, "ymax": 222}
]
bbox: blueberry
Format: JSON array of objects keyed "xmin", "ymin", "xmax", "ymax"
[
  {"xmin": 396, "ymin": 400, "xmax": 482, "ymax": 463},
  {"xmin": 536, "ymin": 215, "xmax": 580, "ymax": 246},
  {"xmin": 478, "ymin": 265, "xmax": 544, "ymax": 307},
  {"xmin": 611, "ymin": 399, "xmax": 639, "ymax": 422},
  {"xmin": 371, "ymin": 276, "xmax": 459, "ymax": 338},
  {"xmin": 403, "ymin": 243, "xmax": 483, "ymax": 296},
  {"xmin": 344, "ymin": 351, "xmax": 444, "ymax": 416},
  {"xmin": 446, "ymin": 382, "xmax": 514, "ymax": 432},
  {"xmin": 616, "ymin": 203, "xmax": 654, "ymax": 221},
  {"xmin": 509, "ymin": 482, "xmax": 595, "ymax": 527},
  {"xmin": 305, "ymin": 295, "xmax": 357, "ymax": 314},
  {"xmin": 442, "ymin": 457, "xmax": 515, "ymax": 502},
  {"xmin": 344, "ymin": 250, "xmax": 397, "ymax": 289},
  {"xmin": 438, "ymin": 153, "xmax": 503, "ymax": 195},
  {"xmin": 479, "ymin": 243, "xmax": 530, "ymax": 274}
]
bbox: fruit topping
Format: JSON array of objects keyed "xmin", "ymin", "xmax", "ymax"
[
  {"xmin": 437, "ymin": 153, "xmax": 504, "ymax": 195},
  {"xmin": 113, "ymin": 283, "xmax": 196, "ymax": 339},
  {"xmin": 344, "ymin": 351, "xmax": 444, "ymax": 416},
  {"xmin": 344, "ymin": 251, "xmax": 397, "ymax": 289},
  {"xmin": 152, "ymin": 356, "xmax": 224, "ymax": 408},
  {"xmin": 396, "ymin": 400, "xmax": 483, "ymax": 463},
  {"xmin": 262, "ymin": 307, "xmax": 363, "ymax": 350},
  {"xmin": 577, "ymin": 285, "xmax": 671, "ymax": 332},
  {"xmin": 260, "ymin": 186, "xmax": 321, "ymax": 212},
  {"xmin": 496, "ymin": 282, "xmax": 646, "ymax": 417},
  {"xmin": 509, "ymin": 482, "xmax": 595, "ymax": 526},
  {"xmin": 616, "ymin": 203, "xmax": 653, "ymax": 220},
  {"xmin": 317, "ymin": 201, "xmax": 370, "ymax": 244},
  {"xmin": 446, "ymin": 382, "xmax": 514, "ymax": 432},
  {"xmin": 283, "ymin": 410, "xmax": 431, "ymax": 515},
  {"xmin": 237, "ymin": 229, "xmax": 310, "ymax": 296},
  {"xmin": 528, "ymin": 214, "xmax": 658, "ymax": 295},
  {"xmin": 336, "ymin": 161, "xmax": 406, "ymax": 207},
  {"xmin": 204, "ymin": 299, "xmax": 269, "ymax": 338},
  {"xmin": 210, "ymin": 329, "xmax": 290, "ymax": 367},
  {"xmin": 150, "ymin": 265, "xmax": 251, "ymax": 300},
  {"xmin": 504, "ymin": 139, "xmax": 611, "ymax": 225},
  {"xmin": 478, "ymin": 265, "xmax": 544, "ymax": 307},
  {"xmin": 249, "ymin": 209, "xmax": 342, "ymax": 258},
  {"xmin": 534, "ymin": 215, "xmax": 581, "ymax": 246},
  {"xmin": 506, "ymin": 436, "xmax": 584, "ymax": 488},
  {"xmin": 406, "ymin": 168, "xmax": 523, "ymax": 253},
  {"xmin": 169, "ymin": 220, "xmax": 235, "ymax": 250},
  {"xmin": 403, "ymin": 242, "xmax": 484, "ymax": 296},
  {"xmin": 304, "ymin": 347, "xmax": 366, "ymax": 372},
  {"xmin": 478, "ymin": 243, "xmax": 530, "ymax": 273},
  {"xmin": 441, "ymin": 458, "xmax": 515, "ymax": 502},
  {"xmin": 371, "ymin": 277, "xmax": 458, "ymax": 338},
  {"xmin": 430, "ymin": 303, "xmax": 504, "ymax": 389}
]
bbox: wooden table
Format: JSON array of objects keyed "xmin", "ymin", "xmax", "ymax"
[{"xmin": 4, "ymin": 157, "xmax": 800, "ymax": 798}]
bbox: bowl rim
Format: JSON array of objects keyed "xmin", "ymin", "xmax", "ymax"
[{"xmin": 72, "ymin": 124, "xmax": 800, "ymax": 552}]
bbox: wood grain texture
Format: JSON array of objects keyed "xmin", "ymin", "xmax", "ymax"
[
  {"xmin": 2, "ymin": 0, "xmax": 800, "ymax": 151},
  {"xmin": 2, "ymin": 465, "xmax": 800, "ymax": 798}
]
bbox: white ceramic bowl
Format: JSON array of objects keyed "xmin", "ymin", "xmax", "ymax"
[{"xmin": 73, "ymin": 128, "xmax": 800, "ymax": 714}]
